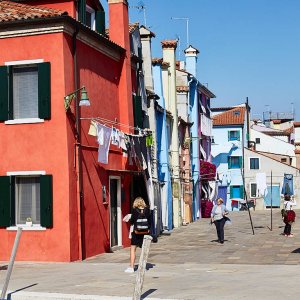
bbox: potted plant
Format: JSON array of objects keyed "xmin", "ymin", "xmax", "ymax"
[{"xmin": 26, "ymin": 217, "xmax": 33, "ymax": 227}]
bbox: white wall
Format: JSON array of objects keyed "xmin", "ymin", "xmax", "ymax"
[
  {"xmin": 244, "ymin": 148, "xmax": 300, "ymax": 209},
  {"xmin": 250, "ymin": 128, "xmax": 296, "ymax": 165}
]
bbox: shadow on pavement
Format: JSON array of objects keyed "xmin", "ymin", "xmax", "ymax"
[
  {"xmin": 7, "ymin": 283, "xmax": 38, "ymax": 299},
  {"xmin": 141, "ymin": 288, "xmax": 157, "ymax": 299},
  {"xmin": 0, "ymin": 265, "xmax": 8, "ymax": 271}
]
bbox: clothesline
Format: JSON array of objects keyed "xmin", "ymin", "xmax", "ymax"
[{"xmin": 81, "ymin": 116, "xmax": 152, "ymax": 134}]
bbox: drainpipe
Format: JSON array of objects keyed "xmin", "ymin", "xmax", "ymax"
[{"xmin": 72, "ymin": 24, "xmax": 85, "ymax": 260}]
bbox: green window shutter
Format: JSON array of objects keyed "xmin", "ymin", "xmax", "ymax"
[
  {"xmin": 237, "ymin": 131, "xmax": 241, "ymax": 141},
  {"xmin": 0, "ymin": 176, "xmax": 12, "ymax": 227},
  {"xmin": 228, "ymin": 131, "xmax": 230, "ymax": 141},
  {"xmin": 240, "ymin": 185, "xmax": 244, "ymax": 199},
  {"xmin": 228, "ymin": 156, "xmax": 232, "ymax": 169},
  {"xmin": 78, "ymin": 0, "xmax": 86, "ymax": 23},
  {"xmin": 230, "ymin": 186, "xmax": 233, "ymax": 198},
  {"xmin": 38, "ymin": 62, "xmax": 51, "ymax": 120},
  {"xmin": 0, "ymin": 66, "xmax": 9, "ymax": 121},
  {"xmin": 133, "ymin": 95, "xmax": 143, "ymax": 129},
  {"xmin": 95, "ymin": 10, "xmax": 105, "ymax": 35},
  {"xmin": 239, "ymin": 156, "xmax": 243, "ymax": 168},
  {"xmin": 40, "ymin": 175, "xmax": 53, "ymax": 228}
]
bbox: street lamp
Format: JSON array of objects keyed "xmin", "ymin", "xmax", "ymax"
[
  {"xmin": 64, "ymin": 85, "xmax": 90, "ymax": 260},
  {"xmin": 64, "ymin": 86, "xmax": 90, "ymax": 111}
]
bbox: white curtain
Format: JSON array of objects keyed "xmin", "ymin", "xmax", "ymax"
[
  {"xmin": 16, "ymin": 177, "xmax": 40, "ymax": 224},
  {"xmin": 200, "ymin": 114, "xmax": 212, "ymax": 137},
  {"xmin": 13, "ymin": 66, "xmax": 38, "ymax": 119}
]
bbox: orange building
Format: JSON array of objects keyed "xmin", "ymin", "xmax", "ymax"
[{"xmin": 0, "ymin": 0, "xmax": 139, "ymax": 261}]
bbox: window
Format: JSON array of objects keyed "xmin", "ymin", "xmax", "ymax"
[
  {"xmin": 16, "ymin": 176, "xmax": 40, "ymax": 225},
  {"xmin": 250, "ymin": 183, "xmax": 257, "ymax": 198},
  {"xmin": 86, "ymin": 5, "xmax": 95, "ymax": 30},
  {"xmin": 255, "ymin": 138, "xmax": 260, "ymax": 144},
  {"xmin": 77, "ymin": 0, "xmax": 106, "ymax": 35},
  {"xmin": 228, "ymin": 156, "xmax": 242, "ymax": 169},
  {"xmin": 249, "ymin": 158, "xmax": 260, "ymax": 169},
  {"xmin": 281, "ymin": 158, "xmax": 287, "ymax": 163},
  {"xmin": 230, "ymin": 185, "xmax": 244, "ymax": 198},
  {"xmin": 0, "ymin": 62, "xmax": 51, "ymax": 122},
  {"xmin": 0, "ymin": 174, "xmax": 53, "ymax": 228},
  {"xmin": 228, "ymin": 130, "xmax": 240, "ymax": 141}
]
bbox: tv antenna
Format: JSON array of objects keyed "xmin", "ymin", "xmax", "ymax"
[
  {"xmin": 171, "ymin": 17, "xmax": 189, "ymax": 47},
  {"xmin": 130, "ymin": 1, "xmax": 147, "ymax": 26}
]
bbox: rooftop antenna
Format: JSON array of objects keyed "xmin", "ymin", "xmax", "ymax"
[
  {"xmin": 130, "ymin": 1, "xmax": 147, "ymax": 26},
  {"xmin": 171, "ymin": 17, "xmax": 189, "ymax": 47},
  {"xmin": 291, "ymin": 102, "xmax": 295, "ymax": 119},
  {"xmin": 175, "ymin": 34, "xmax": 181, "ymax": 60}
]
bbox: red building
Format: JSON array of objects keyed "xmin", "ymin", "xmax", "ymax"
[{"xmin": 0, "ymin": 0, "xmax": 139, "ymax": 261}]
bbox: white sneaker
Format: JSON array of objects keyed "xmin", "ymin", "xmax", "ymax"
[{"xmin": 124, "ymin": 267, "xmax": 134, "ymax": 273}]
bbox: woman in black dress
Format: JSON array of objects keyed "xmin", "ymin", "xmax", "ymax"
[{"xmin": 124, "ymin": 197, "xmax": 151, "ymax": 273}]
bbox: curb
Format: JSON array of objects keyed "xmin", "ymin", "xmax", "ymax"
[{"xmin": 3, "ymin": 291, "xmax": 179, "ymax": 300}]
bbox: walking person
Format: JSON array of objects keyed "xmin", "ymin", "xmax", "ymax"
[
  {"xmin": 282, "ymin": 194, "xmax": 296, "ymax": 237},
  {"xmin": 124, "ymin": 197, "xmax": 151, "ymax": 273},
  {"xmin": 211, "ymin": 198, "xmax": 229, "ymax": 244}
]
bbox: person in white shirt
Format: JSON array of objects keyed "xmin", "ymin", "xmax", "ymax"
[{"xmin": 211, "ymin": 198, "xmax": 229, "ymax": 244}]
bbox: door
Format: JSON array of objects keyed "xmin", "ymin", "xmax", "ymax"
[
  {"xmin": 110, "ymin": 177, "xmax": 122, "ymax": 248},
  {"xmin": 264, "ymin": 185, "xmax": 280, "ymax": 207}
]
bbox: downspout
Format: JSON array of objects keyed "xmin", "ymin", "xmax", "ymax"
[{"xmin": 72, "ymin": 24, "xmax": 85, "ymax": 260}]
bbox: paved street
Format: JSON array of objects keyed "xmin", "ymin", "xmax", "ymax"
[{"xmin": 1, "ymin": 209, "xmax": 300, "ymax": 299}]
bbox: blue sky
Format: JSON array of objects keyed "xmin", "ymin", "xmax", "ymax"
[{"xmin": 103, "ymin": 0, "xmax": 299, "ymax": 119}]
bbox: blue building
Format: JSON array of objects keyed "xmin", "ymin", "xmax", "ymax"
[
  {"xmin": 152, "ymin": 59, "xmax": 173, "ymax": 230},
  {"xmin": 211, "ymin": 105, "xmax": 249, "ymax": 210}
]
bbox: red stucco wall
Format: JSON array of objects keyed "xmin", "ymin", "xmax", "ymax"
[{"xmin": 0, "ymin": 33, "xmax": 71, "ymax": 261}]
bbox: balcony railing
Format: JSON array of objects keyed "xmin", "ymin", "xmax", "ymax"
[{"xmin": 263, "ymin": 111, "xmax": 294, "ymax": 121}]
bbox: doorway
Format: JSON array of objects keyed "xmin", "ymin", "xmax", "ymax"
[{"xmin": 109, "ymin": 176, "xmax": 122, "ymax": 248}]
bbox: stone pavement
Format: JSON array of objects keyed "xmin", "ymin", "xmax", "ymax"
[{"xmin": 1, "ymin": 209, "xmax": 300, "ymax": 300}]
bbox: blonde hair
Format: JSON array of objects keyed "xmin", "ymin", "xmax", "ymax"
[
  {"xmin": 133, "ymin": 197, "xmax": 147, "ymax": 209},
  {"xmin": 217, "ymin": 197, "xmax": 224, "ymax": 204}
]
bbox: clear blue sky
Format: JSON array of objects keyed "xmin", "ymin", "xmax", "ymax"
[{"xmin": 103, "ymin": 0, "xmax": 299, "ymax": 119}]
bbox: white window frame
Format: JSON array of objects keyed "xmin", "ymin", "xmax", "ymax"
[
  {"xmin": 6, "ymin": 170, "xmax": 46, "ymax": 231},
  {"xmin": 4, "ymin": 59, "xmax": 45, "ymax": 125},
  {"xmin": 249, "ymin": 157, "xmax": 260, "ymax": 170},
  {"xmin": 86, "ymin": 5, "xmax": 96, "ymax": 30},
  {"xmin": 249, "ymin": 182, "xmax": 258, "ymax": 198}
]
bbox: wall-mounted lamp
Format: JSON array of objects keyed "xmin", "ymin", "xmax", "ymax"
[{"xmin": 64, "ymin": 86, "xmax": 90, "ymax": 111}]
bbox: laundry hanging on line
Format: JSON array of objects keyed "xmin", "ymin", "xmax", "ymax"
[{"xmin": 282, "ymin": 174, "xmax": 294, "ymax": 196}]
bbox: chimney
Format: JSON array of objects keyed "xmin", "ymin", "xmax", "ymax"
[
  {"xmin": 184, "ymin": 45, "xmax": 199, "ymax": 77},
  {"xmin": 108, "ymin": 0, "xmax": 133, "ymax": 130},
  {"xmin": 161, "ymin": 40, "xmax": 178, "ymax": 111},
  {"xmin": 140, "ymin": 26, "xmax": 155, "ymax": 91}
]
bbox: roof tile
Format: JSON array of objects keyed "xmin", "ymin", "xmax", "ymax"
[
  {"xmin": 213, "ymin": 107, "xmax": 246, "ymax": 126},
  {"xmin": 0, "ymin": 0, "xmax": 67, "ymax": 22}
]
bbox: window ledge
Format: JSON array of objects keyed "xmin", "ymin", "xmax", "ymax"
[
  {"xmin": 5, "ymin": 118, "xmax": 44, "ymax": 125},
  {"xmin": 7, "ymin": 226, "xmax": 46, "ymax": 231}
]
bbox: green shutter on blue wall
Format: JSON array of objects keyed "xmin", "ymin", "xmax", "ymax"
[
  {"xmin": 0, "ymin": 176, "xmax": 11, "ymax": 227},
  {"xmin": 230, "ymin": 186, "xmax": 233, "ymax": 198},
  {"xmin": 40, "ymin": 175, "xmax": 53, "ymax": 228},
  {"xmin": 240, "ymin": 185, "xmax": 244, "ymax": 199},
  {"xmin": 95, "ymin": 10, "xmax": 105, "ymax": 35},
  {"xmin": 38, "ymin": 62, "xmax": 51, "ymax": 120},
  {"xmin": 239, "ymin": 156, "xmax": 243, "ymax": 168},
  {"xmin": 0, "ymin": 66, "xmax": 9, "ymax": 121},
  {"xmin": 237, "ymin": 131, "xmax": 241, "ymax": 141},
  {"xmin": 228, "ymin": 156, "xmax": 232, "ymax": 169},
  {"xmin": 228, "ymin": 131, "xmax": 230, "ymax": 141}
]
